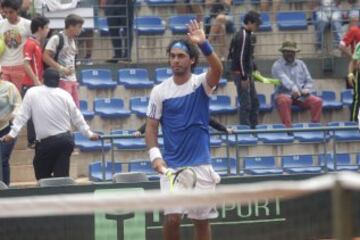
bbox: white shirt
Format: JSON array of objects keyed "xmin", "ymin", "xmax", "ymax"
[
  {"xmin": 0, "ymin": 17, "xmax": 31, "ymax": 66},
  {"xmin": 9, "ymin": 85, "xmax": 93, "ymax": 140},
  {"xmin": 45, "ymin": 31, "xmax": 77, "ymax": 82}
]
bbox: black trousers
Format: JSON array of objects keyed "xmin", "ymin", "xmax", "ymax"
[
  {"xmin": 232, "ymin": 73, "xmax": 259, "ymax": 129},
  {"xmin": 105, "ymin": 0, "xmax": 134, "ymax": 59},
  {"xmin": 21, "ymin": 86, "xmax": 36, "ymax": 145},
  {"xmin": 33, "ymin": 132, "xmax": 74, "ymax": 180}
]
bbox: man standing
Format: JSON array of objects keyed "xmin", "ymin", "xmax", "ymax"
[
  {"xmin": 0, "ymin": 0, "xmax": 31, "ymax": 91},
  {"xmin": 2, "ymin": 68, "xmax": 99, "ymax": 180},
  {"xmin": 22, "ymin": 16, "xmax": 50, "ymax": 148},
  {"xmin": 43, "ymin": 14, "xmax": 84, "ymax": 107},
  {"xmin": 229, "ymin": 10, "xmax": 261, "ymax": 129},
  {"xmin": 146, "ymin": 20, "xmax": 222, "ymax": 240},
  {"xmin": 348, "ymin": 43, "xmax": 360, "ymax": 122},
  {"xmin": 272, "ymin": 41, "xmax": 323, "ymax": 127}
]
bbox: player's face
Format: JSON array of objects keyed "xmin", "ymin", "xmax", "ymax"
[
  {"xmin": 169, "ymin": 48, "xmax": 193, "ymax": 76},
  {"xmin": 3, "ymin": 7, "xmax": 18, "ymax": 24},
  {"xmin": 282, "ymin": 50, "xmax": 296, "ymax": 63}
]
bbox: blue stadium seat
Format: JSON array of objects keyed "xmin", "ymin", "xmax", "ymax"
[
  {"xmin": 193, "ymin": 67, "xmax": 227, "ymax": 87},
  {"xmin": 95, "ymin": 17, "xmax": 109, "ymax": 36},
  {"xmin": 94, "ymin": 98, "xmax": 131, "ymax": 119},
  {"xmin": 276, "ymin": 11, "xmax": 308, "ymax": 30},
  {"xmin": 169, "ymin": 15, "xmax": 196, "ymax": 34},
  {"xmin": 232, "ymin": 0, "xmax": 244, "ymax": 4},
  {"xmin": 130, "ymin": 96, "xmax": 149, "ymax": 117},
  {"xmin": 155, "ymin": 67, "xmax": 172, "ymax": 84},
  {"xmin": 256, "ymin": 124, "xmax": 294, "ymax": 144},
  {"xmin": 320, "ymin": 153, "xmax": 359, "ymax": 171},
  {"xmin": 134, "ymin": 16, "xmax": 165, "ymax": 35},
  {"xmin": 209, "ymin": 131, "xmax": 223, "ymax": 148},
  {"xmin": 111, "ymin": 130, "xmax": 146, "ymax": 150},
  {"xmin": 319, "ymin": 90, "xmax": 343, "ymax": 110},
  {"xmin": 209, "ymin": 95, "xmax": 237, "ymax": 115},
  {"xmin": 79, "ymin": 100, "xmax": 95, "ymax": 120},
  {"xmin": 244, "ymin": 156, "xmax": 282, "ymax": 175},
  {"xmin": 282, "ymin": 155, "xmax": 322, "ymax": 174},
  {"xmin": 129, "ymin": 160, "xmax": 159, "ymax": 180},
  {"xmin": 118, "ymin": 68, "xmax": 154, "ymax": 89},
  {"xmin": 89, "ymin": 161, "xmax": 122, "ymax": 182},
  {"xmin": 74, "ymin": 132, "xmax": 111, "ymax": 152},
  {"xmin": 145, "ymin": 0, "xmax": 175, "ymax": 6},
  {"xmin": 257, "ymin": 94, "xmax": 273, "ymax": 112},
  {"xmin": 293, "ymin": 123, "xmax": 328, "ymax": 143},
  {"xmin": 81, "ymin": 69, "xmax": 117, "ymax": 90},
  {"xmin": 221, "ymin": 125, "xmax": 258, "ymax": 146},
  {"xmin": 211, "ymin": 157, "xmax": 237, "ymax": 176},
  {"xmin": 340, "ymin": 89, "xmax": 353, "ymax": 107},
  {"xmin": 240, "ymin": 12, "xmax": 272, "ymax": 31},
  {"xmin": 327, "ymin": 122, "xmax": 360, "ymax": 141}
]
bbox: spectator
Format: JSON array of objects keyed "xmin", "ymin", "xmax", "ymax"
[
  {"xmin": 2, "ymin": 68, "xmax": 99, "ymax": 180},
  {"xmin": 228, "ymin": 11, "xmax": 261, "ymax": 129},
  {"xmin": 22, "ymin": 16, "xmax": 50, "ymax": 148},
  {"xmin": 260, "ymin": 0, "xmax": 281, "ymax": 22},
  {"xmin": 272, "ymin": 41, "xmax": 323, "ymax": 127},
  {"xmin": 0, "ymin": 66, "xmax": 22, "ymax": 185},
  {"xmin": 0, "ymin": 0, "xmax": 31, "ymax": 91},
  {"xmin": 134, "ymin": 118, "xmax": 233, "ymax": 136},
  {"xmin": 314, "ymin": 0, "xmax": 342, "ymax": 56},
  {"xmin": 175, "ymin": 0, "xmax": 203, "ymax": 22},
  {"xmin": 206, "ymin": 0, "xmax": 234, "ymax": 61},
  {"xmin": 100, "ymin": 0, "xmax": 134, "ymax": 63},
  {"xmin": 339, "ymin": 17, "xmax": 360, "ymax": 89},
  {"xmin": 43, "ymin": 14, "xmax": 84, "ymax": 107},
  {"xmin": 77, "ymin": 0, "xmax": 95, "ymax": 65},
  {"xmin": 20, "ymin": 0, "xmax": 32, "ymax": 20},
  {"xmin": 348, "ymin": 43, "xmax": 360, "ymax": 122}
]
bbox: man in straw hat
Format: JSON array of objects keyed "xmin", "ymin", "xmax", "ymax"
[
  {"xmin": 348, "ymin": 43, "xmax": 360, "ymax": 122},
  {"xmin": 271, "ymin": 41, "xmax": 323, "ymax": 128}
]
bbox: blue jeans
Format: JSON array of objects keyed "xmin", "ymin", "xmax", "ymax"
[
  {"xmin": 315, "ymin": 9, "xmax": 342, "ymax": 50},
  {"xmin": 0, "ymin": 125, "xmax": 16, "ymax": 185}
]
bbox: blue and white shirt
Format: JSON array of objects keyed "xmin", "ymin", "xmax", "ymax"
[{"xmin": 147, "ymin": 73, "xmax": 213, "ymax": 168}]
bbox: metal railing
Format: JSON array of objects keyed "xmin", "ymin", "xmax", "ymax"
[{"xmin": 96, "ymin": 124, "xmax": 360, "ymax": 181}]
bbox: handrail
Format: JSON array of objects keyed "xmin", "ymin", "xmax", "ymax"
[{"xmin": 99, "ymin": 125, "xmax": 359, "ymax": 140}]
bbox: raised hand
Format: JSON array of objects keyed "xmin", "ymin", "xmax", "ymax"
[{"xmin": 187, "ymin": 20, "xmax": 206, "ymax": 45}]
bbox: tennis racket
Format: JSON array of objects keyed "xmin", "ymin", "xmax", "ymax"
[{"xmin": 166, "ymin": 167, "xmax": 197, "ymax": 192}]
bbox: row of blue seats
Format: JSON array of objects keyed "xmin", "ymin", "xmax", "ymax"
[
  {"xmin": 88, "ymin": 153, "xmax": 360, "ymax": 181},
  {"xmin": 74, "ymin": 122, "xmax": 360, "ymax": 152},
  {"xmin": 97, "ymin": 12, "xmax": 307, "ymax": 37},
  {"xmin": 78, "ymin": 89, "xmax": 354, "ymax": 120},
  {"xmin": 80, "ymin": 68, "xmax": 227, "ymax": 90}
]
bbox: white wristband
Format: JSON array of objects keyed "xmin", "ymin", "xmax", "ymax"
[{"xmin": 149, "ymin": 147, "xmax": 163, "ymax": 162}]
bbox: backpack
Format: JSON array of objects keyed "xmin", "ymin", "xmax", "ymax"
[{"xmin": 43, "ymin": 32, "xmax": 64, "ymax": 69}]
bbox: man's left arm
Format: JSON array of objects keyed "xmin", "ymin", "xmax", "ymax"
[
  {"xmin": 187, "ymin": 20, "xmax": 223, "ymax": 88},
  {"xmin": 302, "ymin": 62, "xmax": 314, "ymax": 94}
]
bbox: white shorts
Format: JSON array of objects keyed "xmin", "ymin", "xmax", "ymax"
[{"xmin": 160, "ymin": 164, "xmax": 220, "ymax": 220}]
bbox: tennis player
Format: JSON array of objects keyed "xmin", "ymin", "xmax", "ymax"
[{"xmin": 145, "ymin": 20, "xmax": 222, "ymax": 240}]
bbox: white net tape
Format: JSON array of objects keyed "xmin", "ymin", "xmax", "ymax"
[{"xmin": 0, "ymin": 172, "xmax": 359, "ymax": 218}]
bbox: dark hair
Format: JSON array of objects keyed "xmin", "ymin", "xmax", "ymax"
[
  {"xmin": 65, "ymin": 14, "xmax": 84, "ymax": 29},
  {"xmin": 166, "ymin": 39, "xmax": 199, "ymax": 72},
  {"xmin": 43, "ymin": 68, "xmax": 60, "ymax": 88},
  {"xmin": 30, "ymin": 16, "xmax": 49, "ymax": 34},
  {"xmin": 1, "ymin": 0, "xmax": 22, "ymax": 11},
  {"xmin": 243, "ymin": 10, "xmax": 262, "ymax": 25}
]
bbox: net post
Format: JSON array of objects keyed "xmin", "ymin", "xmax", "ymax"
[{"xmin": 332, "ymin": 179, "xmax": 353, "ymax": 240}]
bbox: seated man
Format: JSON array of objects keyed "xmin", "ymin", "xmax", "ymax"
[{"xmin": 272, "ymin": 41, "xmax": 323, "ymax": 127}]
